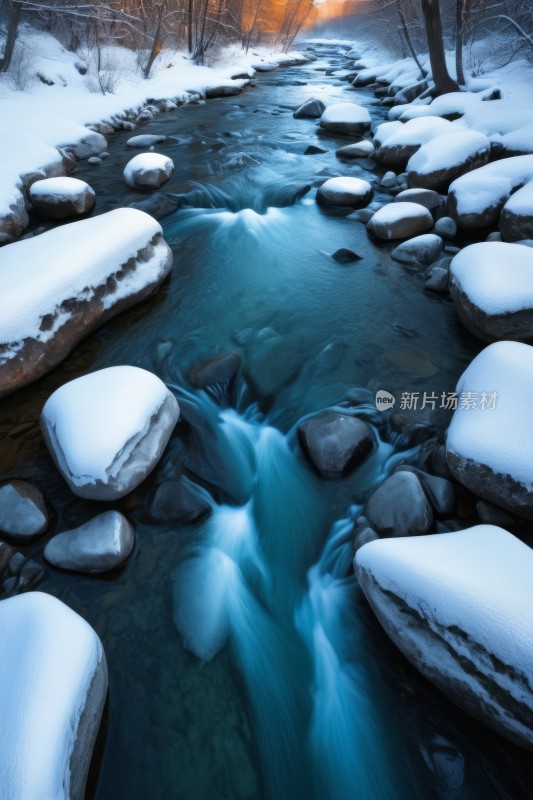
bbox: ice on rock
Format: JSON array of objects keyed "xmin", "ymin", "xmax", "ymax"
[
  {"xmin": 407, "ymin": 131, "xmax": 490, "ymax": 191},
  {"xmin": 0, "ymin": 208, "xmax": 173, "ymax": 397},
  {"xmin": 446, "ymin": 341, "xmax": 533, "ymax": 518},
  {"xmin": 41, "ymin": 366, "xmax": 180, "ymax": 500},
  {"xmin": 355, "ymin": 526, "xmax": 533, "ymax": 749},
  {"xmin": 320, "ymin": 102, "xmax": 371, "ymax": 135},
  {"xmin": 450, "ymin": 242, "xmax": 533, "ymax": 341},
  {"xmin": 0, "ymin": 592, "xmax": 107, "ymax": 800},
  {"xmin": 123, "ymin": 152, "xmax": 174, "ymax": 190}
]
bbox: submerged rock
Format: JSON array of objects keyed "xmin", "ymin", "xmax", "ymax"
[
  {"xmin": 29, "ymin": 177, "xmax": 95, "ymax": 219},
  {"xmin": 0, "ymin": 481, "xmax": 48, "ymax": 540},
  {"xmin": 332, "ymin": 248, "xmax": 363, "ymax": 264},
  {"xmin": 129, "ymin": 192, "xmax": 179, "ymax": 220},
  {"xmin": 355, "ymin": 526, "xmax": 533, "ymax": 749},
  {"xmin": 298, "ymin": 412, "xmax": 373, "ymax": 478},
  {"xmin": 127, "ymin": 134, "xmax": 167, "ymax": 148},
  {"xmin": 44, "ymin": 511, "xmax": 134, "ymax": 573},
  {"xmin": 41, "ymin": 366, "xmax": 180, "ymax": 501},
  {"xmin": 188, "ymin": 351, "xmax": 241, "ymax": 390},
  {"xmin": 150, "ymin": 478, "xmax": 211, "ymax": 523}
]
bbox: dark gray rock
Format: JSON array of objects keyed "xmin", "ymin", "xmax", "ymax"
[
  {"xmin": 129, "ymin": 193, "xmax": 179, "ymax": 220},
  {"xmin": 0, "ymin": 481, "xmax": 48, "ymax": 540},
  {"xmin": 391, "ymin": 234, "xmax": 443, "ymax": 266},
  {"xmin": 394, "ymin": 188, "xmax": 441, "ymax": 211},
  {"xmin": 205, "ymin": 84, "xmax": 242, "ymax": 98},
  {"xmin": 294, "ymin": 98, "xmax": 326, "ymax": 119},
  {"xmin": 150, "ymin": 478, "xmax": 211, "ymax": 523},
  {"xmin": 366, "ymin": 471, "xmax": 434, "ymax": 536},
  {"xmin": 44, "ymin": 511, "xmax": 134, "ymax": 573},
  {"xmin": 332, "ymin": 248, "xmax": 363, "ymax": 264},
  {"xmin": 353, "ymin": 524, "xmax": 379, "ymax": 555},
  {"xmin": 298, "ymin": 412, "xmax": 374, "ymax": 478},
  {"xmin": 188, "ymin": 351, "xmax": 241, "ymax": 389},
  {"xmin": 434, "ymin": 216, "xmax": 457, "ymax": 239},
  {"xmin": 395, "ymin": 465, "xmax": 455, "ymax": 516},
  {"xmin": 304, "ymin": 145, "xmax": 327, "ymax": 155},
  {"xmin": 476, "ymin": 500, "xmax": 516, "ymax": 527},
  {"xmin": 29, "ymin": 178, "xmax": 95, "ymax": 220},
  {"xmin": 424, "ymin": 266, "xmax": 449, "ymax": 292}
]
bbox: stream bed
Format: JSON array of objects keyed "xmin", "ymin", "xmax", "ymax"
[{"xmin": 1, "ymin": 43, "xmax": 532, "ymax": 800}]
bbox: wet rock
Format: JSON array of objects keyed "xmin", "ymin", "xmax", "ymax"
[
  {"xmin": 150, "ymin": 478, "xmax": 211, "ymax": 523},
  {"xmin": 293, "ymin": 98, "xmax": 326, "ymax": 119},
  {"xmin": 41, "ymin": 366, "xmax": 180, "ymax": 501},
  {"xmin": 129, "ymin": 192, "xmax": 179, "ymax": 220},
  {"xmin": 347, "ymin": 208, "xmax": 375, "ymax": 224},
  {"xmin": 420, "ymin": 736, "xmax": 464, "ymax": 792},
  {"xmin": 395, "ymin": 465, "xmax": 455, "ymax": 516},
  {"xmin": 317, "ymin": 177, "xmax": 373, "ymax": 209},
  {"xmin": 424, "ymin": 266, "xmax": 449, "ymax": 292},
  {"xmin": 368, "ymin": 202, "xmax": 434, "ymax": 241},
  {"xmin": 298, "ymin": 412, "xmax": 374, "ymax": 478},
  {"xmin": 380, "ymin": 171, "xmax": 398, "ymax": 190},
  {"xmin": 0, "ymin": 592, "xmax": 108, "ymax": 799},
  {"xmin": 353, "ymin": 524, "xmax": 379, "ymax": 555},
  {"xmin": 124, "ymin": 153, "xmax": 174, "ymax": 190},
  {"xmin": 205, "ymin": 84, "xmax": 242, "ymax": 98},
  {"xmin": 434, "ymin": 216, "xmax": 457, "ymax": 239},
  {"xmin": 355, "ymin": 525, "xmax": 533, "ymax": 749},
  {"xmin": 365, "ymin": 471, "xmax": 433, "ymax": 536},
  {"xmin": 332, "ymin": 248, "xmax": 363, "ymax": 264},
  {"xmin": 391, "ymin": 234, "xmax": 443, "ymax": 266},
  {"xmin": 0, "ymin": 481, "xmax": 48, "ymax": 540},
  {"xmin": 500, "ymin": 182, "xmax": 533, "ymax": 242},
  {"xmin": 407, "ymin": 131, "xmax": 491, "ymax": 191},
  {"xmin": 126, "ymin": 134, "xmax": 167, "ymax": 147},
  {"xmin": 476, "ymin": 499, "xmax": 516, "ymax": 527},
  {"xmin": 29, "ymin": 177, "xmax": 95, "ymax": 220},
  {"xmin": 188, "ymin": 351, "xmax": 241, "ymax": 390},
  {"xmin": 44, "ymin": 511, "xmax": 134, "ymax": 573},
  {"xmin": 394, "ymin": 188, "xmax": 441, "ymax": 212},
  {"xmin": 320, "ymin": 102, "xmax": 371, "ymax": 136},
  {"xmin": 87, "ymin": 156, "xmax": 101, "ymax": 165},
  {"xmin": 336, "ymin": 141, "xmax": 374, "ymax": 159},
  {"xmin": 304, "ymin": 145, "xmax": 327, "ymax": 155}
]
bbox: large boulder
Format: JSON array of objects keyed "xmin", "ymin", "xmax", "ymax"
[
  {"xmin": 0, "ymin": 592, "xmax": 108, "ymax": 799},
  {"xmin": 450, "ymin": 242, "xmax": 533, "ymax": 341},
  {"xmin": 0, "ymin": 481, "xmax": 48, "ymax": 541},
  {"xmin": 446, "ymin": 341, "xmax": 533, "ymax": 518},
  {"xmin": 317, "ymin": 177, "xmax": 373, "ymax": 209},
  {"xmin": 293, "ymin": 98, "xmax": 326, "ymax": 119},
  {"xmin": 0, "ymin": 208, "xmax": 172, "ymax": 397},
  {"xmin": 41, "ymin": 366, "xmax": 180, "ymax": 501},
  {"xmin": 367, "ymin": 202, "xmax": 433, "ymax": 240},
  {"xmin": 29, "ymin": 177, "xmax": 95, "ymax": 219},
  {"xmin": 298, "ymin": 412, "xmax": 374, "ymax": 478},
  {"xmin": 375, "ymin": 117, "xmax": 458, "ymax": 168},
  {"xmin": 44, "ymin": 511, "xmax": 134, "ymax": 573},
  {"xmin": 124, "ymin": 153, "xmax": 174, "ymax": 190},
  {"xmin": 320, "ymin": 103, "xmax": 371, "ymax": 136},
  {"xmin": 355, "ymin": 526, "xmax": 533, "ymax": 750},
  {"xmin": 407, "ymin": 131, "xmax": 490, "ymax": 191},
  {"xmin": 500, "ymin": 182, "xmax": 533, "ymax": 242},
  {"xmin": 365, "ymin": 471, "xmax": 433, "ymax": 537}
]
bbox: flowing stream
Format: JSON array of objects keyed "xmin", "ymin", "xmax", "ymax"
[{"xmin": 1, "ymin": 43, "xmax": 532, "ymax": 800}]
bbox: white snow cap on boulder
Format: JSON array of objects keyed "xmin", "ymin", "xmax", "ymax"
[
  {"xmin": 316, "ymin": 176, "xmax": 373, "ymax": 208},
  {"xmin": 446, "ymin": 341, "xmax": 533, "ymax": 518},
  {"xmin": 41, "ymin": 366, "xmax": 180, "ymax": 500},
  {"xmin": 29, "ymin": 176, "xmax": 96, "ymax": 219},
  {"xmin": 320, "ymin": 102, "xmax": 371, "ymax": 135},
  {"xmin": 355, "ymin": 526, "xmax": 533, "ymax": 750},
  {"xmin": 407, "ymin": 130, "xmax": 490, "ymax": 191},
  {"xmin": 124, "ymin": 152, "xmax": 174, "ymax": 190},
  {"xmin": 375, "ymin": 117, "xmax": 459, "ymax": 167},
  {"xmin": 0, "ymin": 591, "xmax": 107, "ymax": 800},
  {"xmin": 367, "ymin": 202, "xmax": 433, "ymax": 240}
]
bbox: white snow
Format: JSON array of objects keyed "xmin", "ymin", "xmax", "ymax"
[
  {"xmin": 126, "ymin": 134, "xmax": 167, "ymax": 148},
  {"xmin": 376, "ymin": 117, "xmax": 461, "ymax": 151},
  {"xmin": 320, "ymin": 102, "xmax": 371, "ymax": 127},
  {"xmin": 41, "ymin": 366, "xmax": 173, "ymax": 487},
  {"xmin": 29, "ymin": 176, "xmax": 93, "ymax": 199},
  {"xmin": 407, "ymin": 130, "xmax": 490, "ymax": 175},
  {"xmin": 449, "ymin": 155, "xmax": 533, "ymax": 217},
  {"xmin": 319, "ymin": 177, "xmax": 372, "ymax": 196},
  {"xmin": 502, "ymin": 179, "xmax": 533, "ymax": 217},
  {"xmin": 0, "ymin": 591, "xmax": 105, "ymax": 800},
  {"xmin": 447, "ymin": 341, "xmax": 533, "ymax": 486},
  {"xmin": 0, "ymin": 208, "xmax": 167, "ymax": 351},
  {"xmin": 493, "ymin": 124, "xmax": 533, "ymax": 155},
  {"xmin": 450, "ymin": 242, "xmax": 533, "ymax": 314},
  {"xmin": 123, "ymin": 152, "xmax": 174, "ymax": 188}
]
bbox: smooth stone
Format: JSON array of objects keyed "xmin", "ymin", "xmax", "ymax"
[
  {"xmin": 424, "ymin": 266, "xmax": 449, "ymax": 292},
  {"xmin": 394, "ymin": 188, "xmax": 441, "ymax": 211},
  {"xmin": 336, "ymin": 141, "xmax": 374, "ymax": 159},
  {"xmin": 381, "ymin": 171, "xmax": 398, "ymax": 189},
  {"xmin": 188, "ymin": 351, "xmax": 241, "ymax": 389},
  {"xmin": 298, "ymin": 412, "xmax": 374, "ymax": 478},
  {"xmin": 304, "ymin": 145, "xmax": 327, "ymax": 155},
  {"xmin": 293, "ymin": 98, "xmax": 326, "ymax": 119},
  {"xmin": 395, "ymin": 465, "xmax": 455, "ymax": 516},
  {"xmin": 434, "ymin": 216, "xmax": 457, "ymax": 239},
  {"xmin": 365, "ymin": 471, "xmax": 434, "ymax": 536},
  {"xmin": 332, "ymin": 248, "xmax": 363, "ymax": 263},
  {"xmin": 129, "ymin": 193, "xmax": 179, "ymax": 220},
  {"xmin": 124, "ymin": 153, "xmax": 174, "ymax": 190},
  {"xmin": 317, "ymin": 177, "xmax": 373, "ymax": 209},
  {"xmin": 353, "ymin": 524, "xmax": 379, "ymax": 555},
  {"xmin": 205, "ymin": 84, "xmax": 242, "ymax": 98},
  {"xmin": 0, "ymin": 481, "xmax": 48, "ymax": 540},
  {"xmin": 44, "ymin": 511, "xmax": 134, "ymax": 573},
  {"xmin": 368, "ymin": 202, "xmax": 434, "ymax": 240},
  {"xmin": 391, "ymin": 233, "xmax": 443, "ymax": 266},
  {"xmin": 150, "ymin": 479, "xmax": 211, "ymax": 523},
  {"xmin": 29, "ymin": 177, "xmax": 95, "ymax": 220}
]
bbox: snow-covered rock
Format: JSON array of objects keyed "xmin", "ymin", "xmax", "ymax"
[
  {"xmin": 391, "ymin": 233, "xmax": 443, "ymax": 266},
  {"xmin": 450, "ymin": 242, "xmax": 533, "ymax": 341},
  {"xmin": 251, "ymin": 61, "xmax": 278, "ymax": 72},
  {"xmin": 336, "ymin": 140, "xmax": 374, "ymax": 158},
  {"xmin": 29, "ymin": 177, "xmax": 95, "ymax": 219},
  {"xmin": 446, "ymin": 341, "xmax": 533, "ymax": 517},
  {"xmin": 355, "ymin": 526, "xmax": 533, "ymax": 749},
  {"xmin": 407, "ymin": 131, "xmax": 490, "ymax": 191},
  {"xmin": 375, "ymin": 117, "xmax": 458, "ymax": 168},
  {"xmin": 367, "ymin": 202, "xmax": 434, "ymax": 240},
  {"xmin": 61, "ymin": 130, "xmax": 107, "ymax": 160},
  {"xmin": 205, "ymin": 82, "xmax": 243, "ymax": 98},
  {"xmin": 0, "ymin": 591, "xmax": 107, "ymax": 800},
  {"xmin": 44, "ymin": 511, "xmax": 134, "ymax": 573},
  {"xmin": 0, "ymin": 208, "xmax": 173, "ymax": 397},
  {"xmin": 298, "ymin": 412, "xmax": 374, "ymax": 478},
  {"xmin": 126, "ymin": 134, "xmax": 167, "ymax": 148},
  {"xmin": 293, "ymin": 98, "xmax": 326, "ymax": 119},
  {"xmin": 316, "ymin": 177, "xmax": 373, "ymax": 209},
  {"xmin": 500, "ymin": 181, "xmax": 533, "ymax": 242},
  {"xmin": 123, "ymin": 153, "xmax": 174, "ymax": 190},
  {"xmin": 320, "ymin": 102, "xmax": 371, "ymax": 136},
  {"xmin": 492, "ymin": 124, "xmax": 533, "ymax": 157},
  {"xmin": 41, "ymin": 366, "xmax": 180, "ymax": 501},
  {"xmin": 0, "ymin": 481, "xmax": 48, "ymax": 540},
  {"xmin": 394, "ymin": 188, "xmax": 440, "ymax": 211},
  {"xmin": 447, "ymin": 155, "xmax": 533, "ymax": 231}
]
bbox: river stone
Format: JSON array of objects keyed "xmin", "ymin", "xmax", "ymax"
[
  {"xmin": 500, "ymin": 182, "xmax": 533, "ymax": 242},
  {"xmin": 365, "ymin": 471, "xmax": 433, "ymax": 536},
  {"xmin": 124, "ymin": 153, "xmax": 174, "ymax": 190},
  {"xmin": 320, "ymin": 102, "xmax": 371, "ymax": 136},
  {"xmin": 336, "ymin": 141, "xmax": 374, "ymax": 159},
  {"xmin": 391, "ymin": 234, "xmax": 443, "ymax": 266},
  {"xmin": 0, "ymin": 481, "xmax": 48, "ymax": 540},
  {"xmin": 380, "ymin": 171, "xmax": 398, "ymax": 190},
  {"xmin": 353, "ymin": 524, "xmax": 379, "ymax": 554},
  {"xmin": 0, "ymin": 191, "xmax": 29, "ymax": 238},
  {"xmin": 44, "ymin": 511, "xmax": 134, "ymax": 573},
  {"xmin": 395, "ymin": 465, "xmax": 455, "ymax": 516},
  {"xmin": 293, "ymin": 98, "xmax": 326, "ymax": 119},
  {"xmin": 205, "ymin": 84, "xmax": 242, "ymax": 98},
  {"xmin": 0, "ymin": 208, "xmax": 173, "ymax": 398},
  {"xmin": 298, "ymin": 412, "xmax": 374, "ymax": 478},
  {"xmin": 332, "ymin": 248, "xmax": 363, "ymax": 263},
  {"xmin": 394, "ymin": 188, "xmax": 440, "ymax": 211},
  {"xmin": 41, "ymin": 366, "xmax": 180, "ymax": 501},
  {"xmin": 150, "ymin": 479, "xmax": 211, "ymax": 523},
  {"xmin": 368, "ymin": 202, "xmax": 434, "ymax": 240},
  {"xmin": 129, "ymin": 193, "xmax": 179, "ymax": 220},
  {"xmin": 0, "ymin": 591, "xmax": 108, "ymax": 800},
  {"xmin": 424, "ymin": 266, "xmax": 449, "ymax": 292},
  {"xmin": 355, "ymin": 526, "xmax": 533, "ymax": 750},
  {"xmin": 304, "ymin": 145, "xmax": 327, "ymax": 155},
  {"xmin": 449, "ymin": 242, "xmax": 533, "ymax": 342},
  {"xmin": 434, "ymin": 216, "xmax": 457, "ymax": 239},
  {"xmin": 446, "ymin": 341, "xmax": 533, "ymax": 518},
  {"xmin": 126, "ymin": 134, "xmax": 167, "ymax": 147},
  {"xmin": 29, "ymin": 177, "xmax": 95, "ymax": 220},
  {"xmin": 188, "ymin": 351, "xmax": 241, "ymax": 389},
  {"xmin": 407, "ymin": 131, "xmax": 491, "ymax": 191},
  {"xmin": 317, "ymin": 177, "xmax": 373, "ymax": 209}
]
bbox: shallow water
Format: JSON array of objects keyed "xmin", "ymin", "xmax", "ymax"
[{"xmin": 1, "ymin": 44, "xmax": 532, "ymax": 800}]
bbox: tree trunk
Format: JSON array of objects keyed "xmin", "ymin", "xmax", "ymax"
[
  {"xmin": 188, "ymin": 0, "xmax": 193, "ymax": 54},
  {"xmin": 0, "ymin": 1, "xmax": 21, "ymax": 74},
  {"xmin": 420, "ymin": 0, "xmax": 458, "ymax": 95},
  {"xmin": 455, "ymin": 0, "xmax": 466, "ymax": 85},
  {"xmin": 143, "ymin": 7, "xmax": 163, "ymax": 79},
  {"xmin": 397, "ymin": 3, "xmax": 427, "ymax": 77}
]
